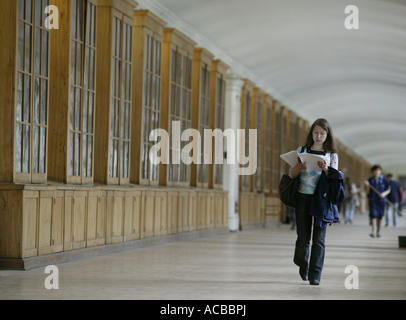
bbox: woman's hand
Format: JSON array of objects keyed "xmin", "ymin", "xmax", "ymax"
[
  {"xmin": 290, "ymin": 157, "xmax": 307, "ymax": 178},
  {"xmin": 318, "ymin": 160, "xmax": 328, "ymax": 175}
]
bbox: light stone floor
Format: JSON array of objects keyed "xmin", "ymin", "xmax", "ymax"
[{"xmin": 1, "ymin": 212, "xmax": 405, "ymax": 300}]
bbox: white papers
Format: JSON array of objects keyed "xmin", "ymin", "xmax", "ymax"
[{"xmin": 280, "ymin": 150, "xmax": 326, "ymax": 171}]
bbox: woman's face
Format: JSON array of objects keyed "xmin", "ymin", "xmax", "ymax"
[{"xmin": 312, "ymin": 125, "xmax": 328, "ymax": 147}]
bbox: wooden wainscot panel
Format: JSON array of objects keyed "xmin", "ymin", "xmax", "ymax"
[
  {"xmin": 188, "ymin": 190, "xmax": 197, "ymax": 232},
  {"xmin": 154, "ymin": 190, "xmax": 167, "ymax": 237},
  {"xmin": 22, "ymin": 190, "xmax": 39, "ymax": 258},
  {"xmin": 197, "ymin": 191, "xmax": 207, "ymax": 230},
  {"xmin": 51, "ymin": 190, "xmax": 65, "ymax": 253},
  {"xmin": 0, "ymin": 189, "xmax": 24, "ymax": 259},
  {"xmin": 177, "ymin": 191, "xmax": 188, "ymax": 233},
  {"xmin": 167, "ymin": 191, "xmax": 178, "ymax": 235},
  {"xmin": 159, "ymin": 191, "xmax": 168, "ymax": 236},
  {"xmin": 206, "ymin": 191, "xmax": 214, "ymax": 229},
  {"xmin": 141, "ymin": 190, "xmax": 155, "ymax": 238},
  {"xmin": 64, "ymin": 190, "xmax": 74, "ymax": 251},
  {"xmin": 213, "ymin": 192, "xmax": 223, "ymax": 228},
  {"xmin": 124, "ymin": 190, "xmax": 142, "ymax": 242},
  {"xmin": 106, "ymin": 190, "xmax": 125, "ymax": 244},
  {"xmin": 87, "ymin": 190, "xmax": 107, "ymax": 247},
  {"xmin": 72, "ymin": 191, "xmax": 88, "ymax": 249},
  {"xmin": 38, "ymin": 190, "xmax": 56, "ymax": 255},
  {"xmin": 238, "ymin": 192, "xmax": 248, "ymax": 227}
]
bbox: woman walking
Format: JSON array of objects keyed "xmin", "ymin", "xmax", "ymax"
[
  {"xmin": 364, "ymin": 165, "xmax": 391, "ymax": 238},
  {"xmin": 290, "ymin": 118, "xmax": 342, "ymax": 285}
]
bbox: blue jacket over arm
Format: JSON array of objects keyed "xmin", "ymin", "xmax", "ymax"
[{"xmin": 310, "ymin": 167, "xmax": 345, "ymax": 228}]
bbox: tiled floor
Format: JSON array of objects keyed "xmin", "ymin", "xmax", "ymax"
[{"xmin": 1, "ymin": 212, "xmax": 405, "ymax": 300}]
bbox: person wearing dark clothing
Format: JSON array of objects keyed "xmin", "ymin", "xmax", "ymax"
[
  {"xmin": 385, "ymin": 174, "xmax": 401, "ymax": 227},
  {"xmin": 290, "ymin": 119, "xmax": 342, "ymax": 286},
  {"xmin": 364, "ymin": 165, "xmax": 391, "ymax": 238}
]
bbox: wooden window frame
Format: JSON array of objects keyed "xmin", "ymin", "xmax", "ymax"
[
  {"xmin": 108, "ymin": 11, "xmax": 132, "ymax": 185},
  {"xmin": 67, "ymin": 0, "xmax": 97, "ymax": 185},
  {"xmin": 270, "ymin": 100, "xmax": 281, "ymax": 195},
  {"xmin": 15, "ymin": 0, "xmax": 50, "ymax": 184},
  {"xmin": 239, "ymin": 79, "xmax": 255, "ymax": 192},
  {"xmin": 210, "ymin": 60, "xmax": 229, "ymax": 190},
  {"xmin": 139, "ymin": 29, "xmax": 163, "ymax": 186},
  {"xmin": 279, "ymin": 106, "xmax": 288, "ymax": 177},
  {"xmin": 94, "ymin": 1, "xmax": 135, "ymax": 186},
  {"xmin": 263, "ymin": 95, "xmax": 273, "ymax": 194},
  {"xmin": 131, "ymin": 10, "xmax": 166, "ymax": 186},
  {"xmin": 193, "ymin": 48, "xmax": 214, "ymax": 189},
  {"xmin": 254, "ymin": 88, "xmax": 264, "ymax": 193},
  {"xmin": 163, "ymin": 29, "xmax": 196, "ymax": 188}
]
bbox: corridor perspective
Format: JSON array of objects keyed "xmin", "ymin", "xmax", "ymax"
[
  {"xmin": 1, "ymin": 213, "xmax": 405, "ymax": 300},
  {"xmin": 1, "ymin": 0, "xmax": 406, "ymax": 301}
]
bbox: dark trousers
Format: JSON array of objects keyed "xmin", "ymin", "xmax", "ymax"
[{"xmin": 293, "ymin": 193, "xmax": 327, "ymax": 282}]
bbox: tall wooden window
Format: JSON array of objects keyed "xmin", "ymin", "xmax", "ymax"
[
  {"xmin": 94, "ymin": 1, "xmax": 134, "ymax": 185},
  {"xmin": 240, "ymin": 80, "xmax": 254, "ymax": 192},
  {"xmin": 161, "ymin": 29, "xmax": 196, "ymax": 187},
  {"xmin": 211, "ymin": 61, "xmax": 228, "ymax": 189},
  {"xmin": 280, "ymin": 108, "xmax": 287, "ymax": 175},
  {"xmin": 168, "ymin": 48, "xmax": 193, "ymax": 185},
  {"xmin": 197, "ymin": 61, "xmax": 211, "ymax": 187},
  {"xmin": 263, "ymin": 97, "xmax": 272, "ymax": 194},
  {"xmin": 271, "ymin": 103, "xmax": 281, "ymax": 193},
  {"xmin": 109, "ymin": 16, "xmax": 132, "ymax": 183},
  {"xmin": 288, "ymin": 111, "xmax": 298, "ymax": 153},
  {"xmin": 68, "ymin": 0, "xmax": 97, "ymax": 183},
  {"xmin": 254, "ymin": 90, "xmax": 263, "ymax": 192},
  {"xmin": 140, "ymin": 34, "xmax": 162, "ymax": 183},
  {"xmin": 15, "ymin": 0, "xmax": 50, "ymax": 183}
]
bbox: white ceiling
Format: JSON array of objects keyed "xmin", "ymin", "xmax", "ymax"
[{"xmin": 136, "ymin": 0, "xmax": 406, "ymax": 176}]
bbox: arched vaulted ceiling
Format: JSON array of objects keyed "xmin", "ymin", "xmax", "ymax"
[{"xmin": 137, "ymin": 0, "xmax": 406, "ymax": 176}]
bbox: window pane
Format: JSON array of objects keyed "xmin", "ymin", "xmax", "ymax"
[
  {"xmin": 87, "ymin": 135, "xmax": 93, "ymax": 177},
  {"xmin": 23, "ymin": 74, "xmax": 31, "ymax": 123},
  {"xmin": 35, "ymin": 0, "xmax": 42, "ymax": 26},
  {"xmin": 23, "ymin": 125, "xmax": 30, "ymax": 173},
  {"xmin": 41, "ymin": 78, "xmax": 47, "ymax": 125},
  {"xmin": 40, "ymin": 126, "xmax": 46, "ymax": 173},
  {"xmin": 24, "ymin": 24, "xmax": 31, "ymax": 73},
  {"xmin": 25, "ymin": 0, "xmax": 32, "ymax": 23},
  {"xmin": 34, "ymin": 27, "xmax": 41, "ymax": 75},
  {"xmin": 33, "ymin": 126, "xmax": 39, "ymax": 173},
  {"xmin": 68, "ymin": 132, "xmax": 74, "ymax": 176},
  {"xmin": 17, "ymin": 21, "xmax": 25, "ymax": 71},
  {"xmin": 33, "ymin": 77, "xmax": 40, "ymax": 124},
  {"xmin": 16, "ymin": 124, "xmax": 23, "ymax": 173},
  {"xmin": 17, "ymin": 73, "xmax": 23, "ymax": 121},
  {"xmin": 88, "ymin": 92, "xmax": 94, "ymax": 133},
  {"xmin": 41, "ymin": 30, "xmax": 48, "ymax": 77},
  {"xmin": 82, "ymin": 134, "xmax": 87, "ymax": 176},
  {"xmin": 18, "ymin": 0, "xmax": 25, "ymax": 19},
  {"xmin": 83, "ymin": 91, "xmax": 88, "ymax": 133},
  {"xmin": 74, "ymin": 132, "xmax": 80, "ymax": 176}
]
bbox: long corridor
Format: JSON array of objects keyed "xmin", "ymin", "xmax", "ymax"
[{"xmin": 1, "ymin": 212, "xmax": 405, "ymax": 300}]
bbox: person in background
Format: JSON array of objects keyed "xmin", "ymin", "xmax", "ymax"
[
  {"xmin": 344, "ymin": 177, "xmax": 358, "ymax": 224},
  {"xmin": 385, "ymin": 174, "xmax": 401, "ymax": 227},
  {"xmin": 399, "ymin": 185, "xmax": 405, "ymax": 217},
  {"xmin": 364, "ymin": 165, "xmax": 391, "ymax": 238}
]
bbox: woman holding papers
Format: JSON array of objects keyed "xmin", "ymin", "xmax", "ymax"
[{"xmin": 289, "ymin": 118, "xmax": 339, "ymax": 286}]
